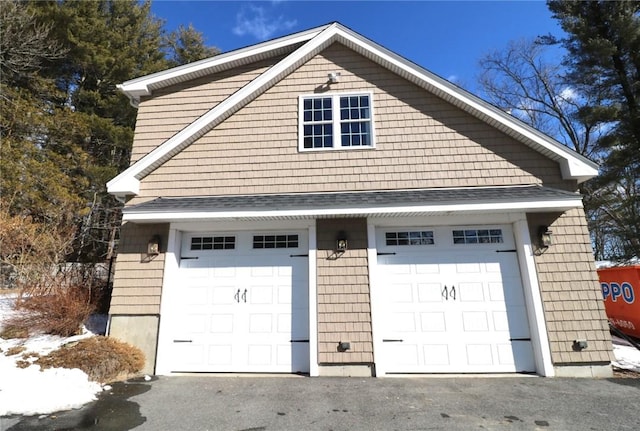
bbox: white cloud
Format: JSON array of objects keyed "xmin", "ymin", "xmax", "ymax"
[
  {"xmin": 447, "ymin": 75, "xmax": 459, "ymax": 83},
  {"xmin": 233, "ymin": 4, "xmax": 297, "ymax": 40},
  {"xmin": 558, "ymin": 86, "xmax": 578, "ymax": 102}
]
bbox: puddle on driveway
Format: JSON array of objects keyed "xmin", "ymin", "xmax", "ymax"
[{"xmin": 6, "ymin": 378, "xmax": 153, "ymax": 431}]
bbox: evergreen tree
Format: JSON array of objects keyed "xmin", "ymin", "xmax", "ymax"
[
  {"xmin": 165, "ymin": 24, "xmax": 220, "ymax": 67},
  {"xmin": 547, "ymin": 0, "xmax": 640, "ymax": 260},
  {"xmin": 2, "ymin": 0, "xmax": 219, "ymax": 265}
]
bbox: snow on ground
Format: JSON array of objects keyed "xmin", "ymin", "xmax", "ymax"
[
  {"xmin": 611, "ymin": 336, "xmax": 640, "ymax": 373},
  {"xmin": 0, "ymin": 293, "xmax": 104, "ymax": 417},
  {"xmin": 1, "ymin": 291, "xmax": 640, "ymax": 417}
]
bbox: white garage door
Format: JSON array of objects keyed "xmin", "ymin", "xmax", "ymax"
[
  {"xmin": 376, "ymin": 225, "xmax": 535, "ymax": 373},
  {"xmin": 164, "ymin": 231, "xmax": 309, "ymax": 373}
]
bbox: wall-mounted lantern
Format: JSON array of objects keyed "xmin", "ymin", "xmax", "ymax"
[
  {"xmin": 147, "ymin": 235, "xmax": 161, "ymax": 256},
  {"xmin": 538, "ymin": 226, "xmax": 553, "ymax": 249},
  {"xmin": 336, "ymin": 231, "xmax": 348, "ymax": 252}
]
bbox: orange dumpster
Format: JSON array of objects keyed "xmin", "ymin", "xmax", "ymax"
[{"xmin": 598, "ymin": 265, "xmax": 640, "ymax": 339}]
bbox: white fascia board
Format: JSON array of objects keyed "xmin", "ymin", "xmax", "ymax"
[
  {"xmin": 561, "ymin": 158, "xmax": 600, "ymax": 183},
  {"xmin": 122, "ymin": 198, "xmax": 583, "ymax": 222},
  {"xmin": 332, "ymin": 25, "xmax": 599, "ymax": 183},
  {"xmin": 106, "ymin": 175, "xmax": 139, "ymax": 200},
  {"xmin": 118, "ymin": 25, "xmax": 328, "ymax": 100},
  {"xmin": 108, "ymin": 24, "xmax": 340, "ymax": 199}
]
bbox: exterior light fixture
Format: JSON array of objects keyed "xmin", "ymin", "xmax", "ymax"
[
  {"xmin": 538, "ymin": 226, "xmax": 553, "ymax": 248},
  {"xmin": 328, "ymin": 72, "xmax": 341, "ymax": 83},
  {"xmin": 336, "ymin": 231, "xmax": 348, "ymax": 252},
  {"xmin": 147, "ymin": 235, "xmax": 161, "ymax": 256}
]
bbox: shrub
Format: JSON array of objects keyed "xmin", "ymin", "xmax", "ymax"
[
  {"xmin": 36, "ymin": 336, "xmax": 145, "ymax": 383},
  {"xmin": 0, "ymin": 324, "xmax": 29, "ymax": 339},
  {"xmin": 7, "ymin": 286, "xmax": 95, "ymax": 337}
]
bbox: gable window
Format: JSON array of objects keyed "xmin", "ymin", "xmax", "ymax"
[{"xmin": 299, "ymin": 93, "xmax": 374, "ymax": 150}]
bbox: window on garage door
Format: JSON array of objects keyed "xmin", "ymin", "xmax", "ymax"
[
  {"xmin": 452, "ymin": 229, "xmax": 503, "ymax": 244},
  {"xmin": 252, "ymin": 234, "xmax": 299, "ymax": 249},
  {"xmin": 385, "ymin": 230, "xmax": 435, "ymax": 246},
  {"xmin": 190, "ymin": 235, "xmax": 236, "ymax": 250}
]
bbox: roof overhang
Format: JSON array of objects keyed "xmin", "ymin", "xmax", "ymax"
[
  {"xmin": 116, "ymin": 24, "xmax": 328, "ymax": 107},
  {"xmin": 108, "ymin": 23, "xmax": 599, "ymax": 201},
  {"xmin": 121, "ymin": 186, "xmax": 583, "ymax": 223}
]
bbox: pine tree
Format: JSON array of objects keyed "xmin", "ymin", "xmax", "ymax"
[
  {"xmin": 2, "ymin": 0, "xmax": 219, "ymax": 265},
  {"xmin": 547, "ymin": 0, "xmax": 640, "ymax": 259}
]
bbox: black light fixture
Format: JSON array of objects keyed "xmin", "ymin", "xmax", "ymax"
[
  {"xmin": 538, "ymin": 226, "xmax": 553, "ymax": 249},
  {"xmin": 336, "ymin": 231, "xmax": 348, "ymax": 252},
  {"xmin": 147, "ymin": 235, "xmax": 161, "ymax": 256}
]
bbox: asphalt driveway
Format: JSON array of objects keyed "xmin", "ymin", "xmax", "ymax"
[{"xmin": 3, "ymin": 375, "xmax": 639, "ymax": 431}]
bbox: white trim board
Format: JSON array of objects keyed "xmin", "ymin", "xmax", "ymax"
[{"xmin": 122, "ymin": 198, "xmax": 583, "ymax": 223}]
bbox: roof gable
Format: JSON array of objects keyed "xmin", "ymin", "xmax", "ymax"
[{"xmin": 108, "ymin": 23, "xmax": 598, "ymax": 200}]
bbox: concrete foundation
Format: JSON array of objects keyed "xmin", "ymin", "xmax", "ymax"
[
  {"xmin": 553, "ymin": 363, "xmax": 613, "ymax": 378},
  {"xmin": 317, "ymin": 364, "xmax": 374, "ymax": 377},
  {"xmin": 108, "ymin": 314, "xmax": 160, "ymax": 375}
]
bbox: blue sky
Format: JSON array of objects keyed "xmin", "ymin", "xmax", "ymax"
[{"xmin": 151, "ymin": 0, "xmax": 566, "ymax": 92}]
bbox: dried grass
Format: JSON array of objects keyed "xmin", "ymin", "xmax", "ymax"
[
  {"xmin": 4, "ymin": 345, "xmax": 26, "ymax": 356},
  {"xmin": 0, "ymin": 324, "xmax": 29, "ymax": 339},
  {"xmin": 7, "ymin": 285, "xmax": 95, "ymax": 337},
  {"xmin": 36, "ymin": 336, "xmax": 145, "ymax": 383}
]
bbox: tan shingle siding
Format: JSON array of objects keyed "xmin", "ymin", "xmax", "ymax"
[
  {"xmin": 131, "ymin": 43, "xmax": 565, "ymax": 203},
  {"xmin": 109, "ymin": 222, "xmax": 169, "ymax": 315},
  {"xmin": 528, "ymin": 209, "xmax": 613, "ymax": 364},
  {"xmin": 129, "ymin": 56, "xmax": 283, "ymax": 163},
  {"xmin": 316, "ymin": 218, "xmax": 373, "ymax": 364}
]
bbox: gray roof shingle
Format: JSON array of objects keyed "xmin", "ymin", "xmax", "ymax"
[{"xmin": 123, "ymin": 186, "xmax": 581, "ymax": 216}]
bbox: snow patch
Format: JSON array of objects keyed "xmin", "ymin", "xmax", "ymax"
[{"xmin": 0, "ymin": 293, "xmax": 104, "ymax": 417}]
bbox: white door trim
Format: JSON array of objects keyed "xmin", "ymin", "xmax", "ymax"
[
  {"xmin": 513, "ymin": 218, "xmax": 555, "ymax": 376},
  {"xmin": 367, "ymin": 220, "xmax": 385, "ymax": 376},
  {"xmin": 308, "ymin": 223, "xmax": 319, "ymax": 377},
  {"xmin": 155, "ymin": 227, "xmax": 181, "ymax": 375}
]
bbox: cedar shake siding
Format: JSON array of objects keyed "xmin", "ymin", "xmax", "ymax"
[
  {"xmin": 528, "ymin": 209, "xmax": 614, "ymax": 364},
  {"xmin": 130, "ymin": 43, "xmax": 568, "ymax": 205},
  {"xmin": 316, "ymin": 218, "xmax": 373, "ymax": 364},
  {"xmin": 109, "ymin": 222, "xmax": 169, "ymax": 314},
  {"xmin": 130, "ymin": 55, "xmax": 286, "ymax": 164}
]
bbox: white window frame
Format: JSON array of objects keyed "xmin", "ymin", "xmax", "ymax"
[{"xmin": 298, "ymin": 92, "xmax": 375, "ymax": 151}]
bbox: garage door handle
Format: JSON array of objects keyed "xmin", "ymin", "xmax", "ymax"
[
  {"xmin": 442, "ymin": 285, "xmax": 456, "ymax": 301},
  {"xmin": 241, "ymin": 289, "xmax": 247, "ymax": 303},
  {"xmin": 173, "ymin": 340, "xmax": 192, "ymax": 343},
  {"xmin": 234, "ymin": 289, "xmax": 240, "ymax": 303},
  {"xmin": 382, "ymin": 339, "xmax": 403, "ymax": 342}
]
